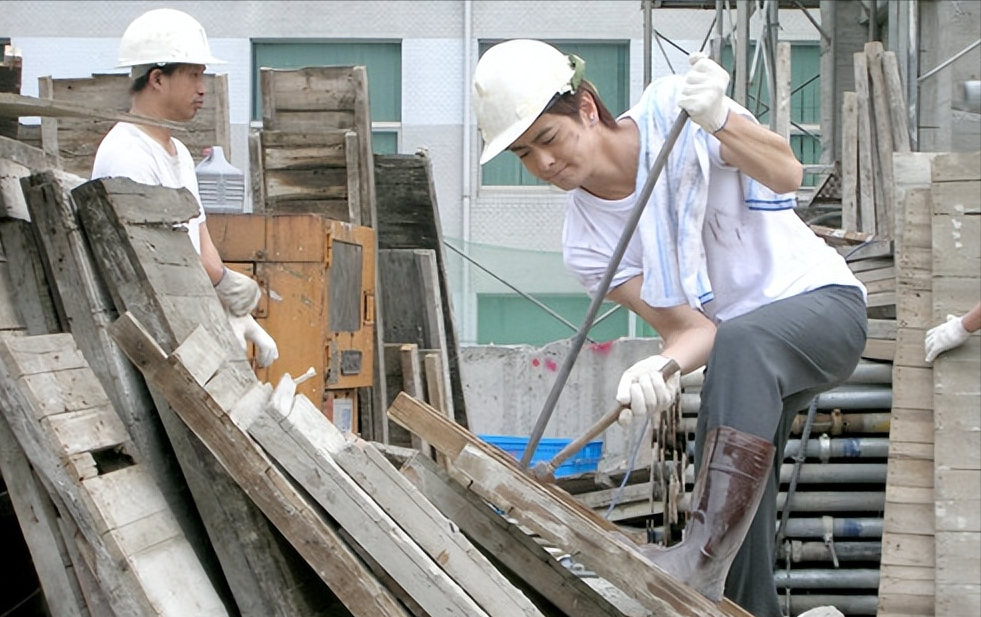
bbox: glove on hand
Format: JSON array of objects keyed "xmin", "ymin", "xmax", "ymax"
[
  {"xmin": 214, "ymin": 267, "xmax": 262, "ymax": 317},
  {"xmin": 615, "ymin": 354, "xmax": 681, "ymax": 426},
  {"xmin": 679, "ymin": 52, "xmax": 731, "ymax": 133},
  {"xmin": 925, "ymin": 314, "xmax": 970, "ymax": 363},
  {"xmin": 229, "ymin": 313, "xmax": 279, "ymax": 368}
]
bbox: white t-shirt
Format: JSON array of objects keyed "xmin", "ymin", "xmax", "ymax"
[
  {"xmin": 91, "ymin": 122, "xmax": 206, "ymax": 254},
  {"xmin": 563, "ymin": 136, "xmax": 864, "ymax": 324}
]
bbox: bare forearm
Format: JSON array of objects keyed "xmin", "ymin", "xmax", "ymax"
[
  {"xmin": 716, "ymin": 112, "xmax": 803, "ymax": 194},
  {"xmin": 198, "ymin": 222, "xmax": 226, "ymax": 285}
]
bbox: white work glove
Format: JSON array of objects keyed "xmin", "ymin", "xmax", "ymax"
[
  {"xmin": 679, "ymin": 52, "xmax": 731, "ymax": 133},
  {"xmin": 615, "ymin": 354, "xmax": 681, "ymax": 426},
  {"xmin": 925, "ymin": 314, "xmax": 971, "ymax": 363},
  {"xmin": 229, "ymin": 313, "xmax": 279, "ymax": 368},
  {"xmin": 214, "ymin": 267, "xmax": 262, "ymax": 317}
]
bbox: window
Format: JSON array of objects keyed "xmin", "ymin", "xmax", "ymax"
[
  {"xmin": 252, "ymin": 41, "xmax": 401, "ymax": 154},
  {"xmin": 478, "ymin": 41, "xmax": 630, "ymax": 187}
]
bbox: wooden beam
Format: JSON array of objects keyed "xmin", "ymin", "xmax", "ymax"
[
  {"xmin": 387, "ymin": 392, "xmax": 753, "ymax": 617},
  {"xmin": 108, "ymin": 313, "xmax": 412, "ymax": 617}
]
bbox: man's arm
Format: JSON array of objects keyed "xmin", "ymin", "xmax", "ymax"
[
  {"xmin": 607, "ymin": 276, "xmax": 716, "ymax": 374},
  {"xmin": 715, "ymin": 112, "xmax": 804, "ymax": 195},
  {"xmin": 198, "ymin": 222, "xmax": 226, "ymax": 285}
]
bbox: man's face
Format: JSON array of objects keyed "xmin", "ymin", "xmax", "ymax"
[{"xmin": 158, "ymin": 64, "xmax": 207, "ymax": 122}]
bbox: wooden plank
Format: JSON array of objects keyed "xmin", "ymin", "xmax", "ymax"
[
  {"xmin": 0, "ymin": 217, "xmax": 62, "ymax": 335},
  {"xmin": 109, "ymin": 313, "xmax": 412, "ymax": 617},
  {"xmin": 375, "ymin": 153, "xmax": 468, "ymax": 428},
  {"xmin": 0, "ymin": 415, "xmax": 88, "ymax": 617},
  {"xmin": 36, "ymin": 74, "xmax": 230, "ymax": 177},
  {"xmin": 253, "ymin": 376, "xmax": 543, "ymax": 617},
  {"xmin": 865, "ymin": 42, "xmax": 896, "ymax": 238},
  {"xmin": 72, "ymin": 177, "xmax": 355, "ymax": 616},
  {"xmin": 387, "ymin": 392, "xmax": 752, "ymax": 617},
  {"xmin": 20, "ymin": 170, "xmax": 209, "ymax": 559},
  {"xmin": 930, "ymin": 151, "xmax": 981, "ymax": 182},
  {"xmin": 841, "ymin": 92, "xmax": 858, "ymax": 231},
  {"xmin": 247, "ymin": 392, "xmax": 490, "ymax": 617},
  {"xmin": 401, "ymin": 452, "xmax": 644, "ymax": 617},
  {"xmin": 0, "ymin": 332, "xmax": 227, "ymax": 617},
  {"xmin": 882, "ymin": 51, "xmax": 911, "ymax": 153},
  {"xmin": 852, "ymin": 53, "xmax": 876, "ymax": 234}
]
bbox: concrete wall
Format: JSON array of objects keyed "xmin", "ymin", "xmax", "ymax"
[{"xmin": 461, "ymin": 337, "xmax": 676, "ymax": 472}]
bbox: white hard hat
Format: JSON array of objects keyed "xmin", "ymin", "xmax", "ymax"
[
  {"xmin": 117, "ymin": 8, "xmax": 225, "ymax": 74},
  {"xmin": 472, "ymin": 40, "xmax": 584, "ymax": 164}
]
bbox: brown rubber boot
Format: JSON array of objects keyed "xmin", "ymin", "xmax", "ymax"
[{"xmin": 638, "ymin": 426, "xmax": 775, "ymax": 602}]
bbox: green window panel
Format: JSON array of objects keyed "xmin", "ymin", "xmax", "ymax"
[
  {"xmin": 477, "ymin": 293, "xmax": 628, "ymax": 346},
  {"xmin": 479, "ymin": 41, "xmax": 630, "ymax": 187},
  {"xmin": 252, "ymin": 41, "xmax": 400, "ymax": 153}
]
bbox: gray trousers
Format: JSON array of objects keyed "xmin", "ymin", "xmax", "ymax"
[{"xmin": 693, "ymin": 285, "xmax": 868, "ymax": 617}]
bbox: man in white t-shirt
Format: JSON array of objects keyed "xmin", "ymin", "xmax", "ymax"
[
  {"xmin": 473, "ymin": 40, "xmax": 868, "ymax": 616},
  {"xmin": 92, "ymin": 8, "xmax": 276, "ymax": 368}
]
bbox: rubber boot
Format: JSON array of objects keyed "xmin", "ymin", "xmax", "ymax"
[{"xmin": 638, "ymin": 426, "xmax": 775, "ymax": 602}]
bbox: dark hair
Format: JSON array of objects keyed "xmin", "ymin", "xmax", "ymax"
[
  {"xmin": 130, "ymin": 63, "xmax": 182, "ymax": 94},
  {"xmin": 544, "ymin": 80, "xmax": 618, "ymax": 129}
]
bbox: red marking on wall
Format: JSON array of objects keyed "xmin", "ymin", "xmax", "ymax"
[
  {"xmin": 589, "ymin": 341, "xmax": 614, "ymax": 354},
  {"xmin": 544, "ymin": 359, "xmax": 557, "ymax": 371},
  {"xmin": 531, "ymin": 358, "xmax": 540, "ymax": 367}
]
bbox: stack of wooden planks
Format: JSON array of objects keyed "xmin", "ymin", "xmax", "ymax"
[{"xmin": 877, "ymin": 151, "xmax": 981, "ymax": 617}]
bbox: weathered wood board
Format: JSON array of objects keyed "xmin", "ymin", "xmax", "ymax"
[
  {"xmin": 930, "ymin": 151, "xmax": 981, "ymax": 617},
  {"xmin": 388, "ymin": 392, "xmax": 754, "ymax": 617},
  {"xmin": 71, "ymin": 177, "xmax": 354, "ymax": 616},
  {"xmin": 0, "ymin": 332, "xmax": 227, "ymax": 617}
]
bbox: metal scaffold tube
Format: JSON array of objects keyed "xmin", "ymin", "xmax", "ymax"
[
  {"xmin": 779, "ymin": 540, "xmax": 882, "ymax": 563},
  {"xmin": 680, "ymin": 412, "xmax": 891, "ymax": 435},
  {"xmin": 681, "ymin": 491, "xmax": 884, "ymax": 513},
  {"xmin": 683, "ymin": 463, "xmax": 887, "ymax": 485},
  {"xmin": 781, "ymin": 517, "xmax": 883, "ymax": 539},
  {"xmin": 783, "ymin": 437, "xmax": 890, "ymax": 461},
  {"xmin": 778, "ymin": 594, "xmax": 879, "ymax": 616},
  {"xmin": 774, "ymin": 568, "xmax": 880, "ymax": 589}
]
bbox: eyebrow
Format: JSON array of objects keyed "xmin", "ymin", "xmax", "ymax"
[{"xmin": 508, "ymin": 126, "xmax": 554, "ymax": 152}]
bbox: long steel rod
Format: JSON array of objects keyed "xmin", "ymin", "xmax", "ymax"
[{"xmin": 520, "ymin": 110, "xmax": 690, "ymax": 468}]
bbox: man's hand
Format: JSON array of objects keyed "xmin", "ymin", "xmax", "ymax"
[
  {"xmin": 214, "ymin": 267, "xmax": 262, "ymax": 317},
  {"xmin": 615, "ymin": 354, "xmax": 681, "ymax": 426},
  {"xmin": 229, "ymin": 313, "xmax": 279, "ymax": 368},
  {"xmin": 679, "ymin": 52, "xmax": 730, "ymax": 133},
  {"xmin": 925, "ymin": 314, "xmax": 971, "ymax": 363}
]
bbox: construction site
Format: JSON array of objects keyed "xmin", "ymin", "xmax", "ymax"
[{"xmin": 0, "ymin": 1, "xmax": 979, "ymax": 616}]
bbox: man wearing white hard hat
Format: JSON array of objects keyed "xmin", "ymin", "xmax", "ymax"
[
  {"xmin": 92, "ymin": 8, "xmax": 277, "ymax": 368},
  {"xmin": 473, "ymin": 39, "xmax": 868, "ymax": 616}
]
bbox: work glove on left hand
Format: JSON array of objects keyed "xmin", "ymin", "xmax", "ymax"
[
  {"xmin": 229, "ymin": 313, "xmax": 279, "ymax": 368},
  {"xmin": 615, "ymin": 354, "xmax": 681, "ymax": 427},
  {"xmin": 214, "ymin": 267, "xmax": 262, "ymax": 317},
  {"xmin": 679, "ymin": 52, "xmax": 731, "ymax": 133},
  {"xmin": 924, "ymin": 314, "xmax": 971, "ymax": 363}
]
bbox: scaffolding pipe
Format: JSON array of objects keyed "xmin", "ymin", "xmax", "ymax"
[
  {"xmin": 680, "ymin": 412, "xmax": 892, "ymax": 435},
  {"xmin": 784, "ymin": 437, "xmax": 890, "ymax": 461},
  {"xmin": 684, "ymin": 463, "xmax": 888, "ymax": 485},
  {"xmin": 815, "ymin": 385, "xmax": 891, "ymax": 410},
  {"xmin": 845, "ymin": 361, "xmax": 892, "ymax": 384},
  {"xmin": 681, "ymin": 491, "xmax": 884, "ymax": 513},
  {"xmin": 781, "ymin": 517, "xmax": 883, "ymax": 539},
  {"xmin": 779, "ymin": 540, "xmax": 882, "ymax": 563},
  {"xmin": 778, "ymin": 593, "xmax": 879, "ymax": 616},
  {"xmin": 774, "ymin": 568, "xmax": 880, "ymax": 589}
]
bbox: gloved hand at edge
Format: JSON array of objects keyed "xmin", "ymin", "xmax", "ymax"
[
  {"xmin": 615, "ymin": 354, "xmax": 681, "ymax": 427},
  {"xmin": 214, "ymin": 266, "xmax": 262, "ymax": 317},
  {"xmin": 229, "ymin": 313, "xmax": 279, "ymax": 368},
  {"xmin": 925, "ymin": 313, "xmax": 971, "ymax": 363},
  {"xmin": 678, "ymin": 52, "xmax": 731, "ymax": 134}
]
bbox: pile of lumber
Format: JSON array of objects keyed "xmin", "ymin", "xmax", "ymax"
[{"xmin": 1, "ymin": 128, "xmax": 753, "ymax": 616}]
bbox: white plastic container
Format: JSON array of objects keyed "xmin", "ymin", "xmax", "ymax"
[{"xmin": 195, "ymin": 146, "xmax": 245, "ymax": 213}]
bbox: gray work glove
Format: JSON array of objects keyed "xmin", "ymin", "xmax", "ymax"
[{"xmin": 214, "ymin": 267, "xmax": 262, "ymax": 317}]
